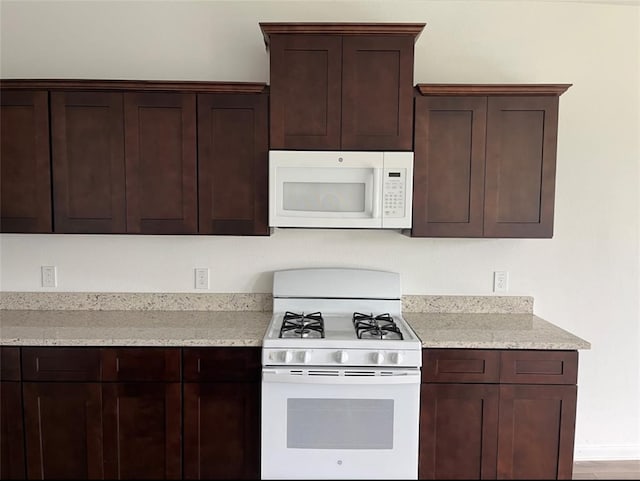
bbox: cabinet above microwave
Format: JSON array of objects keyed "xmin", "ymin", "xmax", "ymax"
[
  {"xmin": 269, "ymin": 150, "xmax": 413, "ymax": 229},
  {"xmin": 260, "ymin": 23, "xmax": 424, "ymax": 151}
]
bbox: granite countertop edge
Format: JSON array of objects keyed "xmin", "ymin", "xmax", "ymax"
[{"xmin": 0, "ymin": 309, "xmax": 591, "ymax": 350}]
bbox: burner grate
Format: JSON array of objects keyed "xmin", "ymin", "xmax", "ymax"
[
  {"xmin": 353, "ymin": 312, "xmax": 404, "ymax": 340},
  {"xmin": 279, "ymin": 311, "xmax": 325, "ymax": 339}
]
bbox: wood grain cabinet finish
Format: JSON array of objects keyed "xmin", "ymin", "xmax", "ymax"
[
  {"xmin": 124, "ymin": 92, "xmax": 197, "ymax": 234},
  {"xmin": 23, "ymin": 381, "xmax": 104, "ymax": 479},
  {"xmin": 197, "ymin": 93, "xmax": 269, "ymax": 235},
  {"xmin": 14, "ymin": 346, "xmax": 262, "ymax": 480},
  {"xmin": 0, "ymin": 90, "xmax": 52, "ymax": 233},
  {"xmin": 420, "ymin": 383, "xmax": 499, "ymax": 479},
  {"xmin": 183, "ymin": 347, "xmax": 261, "ymax": 479},
  {"xmin": 262, "ymin": 23, "xmax": 423, "ymax": 151},
  {"xmin": 2, "ymin": 79, "xmax": 269, "ymax": 236},
  {"xmin": 419, "ymin": 348, "xmax": 579, "ymax": 480},
  {"xmin": 21, "ymin": 347, "xmax": 103, "ymax": 479},
  {"xmin": 51, "ymin": 91, "xmax": 126, "ymax": 233},
  {"xmin": 50, "ymin": 89, "xmax": 197, "ymax": 234},
  {"xmin": 101, "ymin": 348, "xmax": 182, "ymax": 479},
  {"xmin": 413, "ymin": 85, "xmax": 571, "ymax": 238},
  {"xmin": 18, "ymin": 347, "xmax": 183, "ymax": 480},
  {"xmin": 0, "ymin": 347, "xmax": 25, "ymax": 479}
]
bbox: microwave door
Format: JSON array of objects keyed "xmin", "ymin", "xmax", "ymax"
[{"xmin": 271, "ymin": 165, "xmax": 383, "ymax": 228}]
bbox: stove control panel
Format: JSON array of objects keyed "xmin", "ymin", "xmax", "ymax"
[{"xmin": 263, "ymin": 348, "xmax": 421, "ymax": 368}]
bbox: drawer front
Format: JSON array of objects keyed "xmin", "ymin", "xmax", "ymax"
[
  {"xmin": 183, "ymin": 347, "xmax": 261, "ymax": 382},
  {"xmin": 500, "ymin": 350, "xmax": 578, "ymax": 385},
  {"xmin": 423, "ymin": 349, "xmax": 500, "ymax": 383},
  {"xmin": 22, "ymin": 347, "xmax": 102, "ymax": 381},
  {"xmin": 101, "ymin": 348, "xmax": 181, "ymax": 382},
  {"xmin": 0, "ymin": 347, "xmax": 21, "ymax": 381}
]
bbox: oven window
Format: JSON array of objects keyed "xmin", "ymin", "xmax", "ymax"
[
  {"xmin": 283, "ymin": 182, "xmax": 366, "ymax": 213},
  {"xmin": 287, "ymin": 399, "xmax": 394, "ymax": 449}
]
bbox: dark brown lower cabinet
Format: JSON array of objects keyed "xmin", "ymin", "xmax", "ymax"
[
  {"xmin": 497, "ymin": 384, "xmax": 577, "ymax": 480},
  {"xmin": 1, "ymin": 346, "xmax": 25, "ymax": 479},
  {"xmin": 23, "ymin": 382, "xmax": 104, "ymax": 479},
  {"xmin": 183, "ymin": 382, "xmax": 261, "ymax": 479},
  {"xmin": 102, "ymin": 383, "xmax": 182, "ymax": 479},
  {"xmin": 14, "ymin": 346, "xmax": 261, "ymax": 479},
  {"xmin": 420, "ymin": 384, "xmax": 499, "ymax": 479},
  {"xmin": 182, "ymin": 347, "xmax": 261, "ymax": 480},
  {"xmin": 419, "ymin": 349, "xmax": 578, "ymax": 480}
]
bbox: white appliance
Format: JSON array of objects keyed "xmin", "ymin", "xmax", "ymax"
[
  {"xmin": 261, "ymin": 268, "xmax": 422, "ymax": 480},
  {"xmin": 269, "ymin": 150, "xmax": 413, "ymax": 229}
]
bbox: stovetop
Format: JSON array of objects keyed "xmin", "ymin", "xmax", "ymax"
[
  {"xmin": 262, "ymin": 268, "xmax": 423, "ymax": 368},
  {"xmin": 262, "ymin": 310, "xmax": 422, "ymax": 367}
]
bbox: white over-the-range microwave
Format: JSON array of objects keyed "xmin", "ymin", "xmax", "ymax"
[{"xmin": 269, "ymin": 150, "xmax": 414, "ymax": 229}]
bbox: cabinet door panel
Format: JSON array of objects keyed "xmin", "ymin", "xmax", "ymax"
[
  {"xmin": 51, "ymin": 91, "xmax": 126, "ymax": 233},
  {"xmin": 183, "ymin": 382, "xmax": 260, "ymax": 479},
  {"xmin": 0, "ymin": 90, "xmax": 51, "ymax": 232},
  {"xmin": 0, "ymin": 381, "xmax": 25, "ymax": 479},
  {"xmin": 197, "ymin": 94, "xmax": 268, "ymax": 235},
  {"xmin": 485, "ymin": 96, "xmax": 559, "ymax": 238},
  {"xmin": 102, "ymin": 383, "xmax": 181, "ymax": 479},
  {"xmin": 497, "ymin": 384, "xmax": 577, "ymax": 480},
  {"xmin": 22, "ymin": 347, "xmax": 102, "ymax": 382},
  {"xmin": 101, "ymin": 347, "xmax": 181, "ymax": 382},
  {"xmin": 0, "ymin": 346, "xmax": 21, "ymax": 381},
  {"xmin": 183, "ymin": 347, "xmax": 261, "ymax": 383},
  {"xmin": 413, "ymin": 96, "xmax": 487, "ymax": 236},
  {"xmin": 269, "ymin": 34, "xmax": 342, "ymax": 149},
  {"xmin": 422, "ymin": 348, "xmax": 500, "ymax": 383},
  {"xmin": 23, "ymin": 382, "xmax": 103, "ymax": 479},
  {"xmin": 420, "ymin": 383, "xmax": 498, "ymax": 479},
  {"xmin": 124, "ymin": 92, "xmax": 197, "ymax": 234},
  {"xmin": 342, "ymin": 35, "xmax": 414, "ymax": 150},
  {"xmin": 500, "ymin": 350, "xmax": 578, "ymax": 385}
]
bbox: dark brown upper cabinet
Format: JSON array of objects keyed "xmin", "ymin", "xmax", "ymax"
[
  {"xmin": 51, "ymin": 91, "xmax": 127, "ymax": 233},
  {"xmin": 0, "ymin": 90, "xmax": 52, "ymax": 233},
  {"xmin": 51, "ymin": 87, "xmax": 197, "ymax": 234},
  {"xmin": 261, "ymin": 23, "xmax": 424, "ymax": 151},
  {"xmin": 124, "ymin": 91, "xmax": 197, "ymax": 234},
  {"xmin": 4, "ymin": 79, "xmax": 268, "ymax": 235},
  {"xmin": 197, "ymin": 92, "xmax": 269, "ymax": 235},
  {"xmin": 413, "ymin": 84, "xmax": 571, "ymax": 238}
]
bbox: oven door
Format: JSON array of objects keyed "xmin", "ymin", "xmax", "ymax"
[{"xmin": 261, "ymin": 367, "xmax": 420, "ymax": 480}]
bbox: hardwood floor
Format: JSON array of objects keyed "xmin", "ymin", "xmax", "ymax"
[{"xmin": 573, "ymin": 460, "xmax": 640, "ymax": 479}]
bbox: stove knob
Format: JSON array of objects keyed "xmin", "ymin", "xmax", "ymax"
[
  {"xmin": 301, "ymin": 351, "xmax": 312, "ymax": 364},
  {"xmin": 392, "ymin": 352, "xmax": 404, "ymax": 364},
  {"xmin": 373, "ymin": 352, "xmax": 385, "ymax": 364},
  {"xmin": 337, "ymin": 351, "xmax": 349, "ymax": 364},
  {"xmin": 283, "ymin": 351, "xmax": 293, "ymax": 363}
]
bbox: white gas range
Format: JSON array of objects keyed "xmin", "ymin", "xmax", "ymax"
[{"xmin": 261, "ymin": 268, "xmax": 422, "ymax": 480}]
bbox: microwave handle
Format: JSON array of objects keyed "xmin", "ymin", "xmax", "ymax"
[{"xmin": 373, "ymin": 168, "xmax": 382, "ymax": 219}]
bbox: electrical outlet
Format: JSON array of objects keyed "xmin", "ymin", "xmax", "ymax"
[
  {"xmin": 42, "ymin": 266, "xmax": 57, "ymax": 288},
  {"xmin": 194, "ymin": 268, "xmax": 209, "ymax": 289},
  {"xmin": 493, "ymin": 271, "xmax": 508, "ymax": 293}
]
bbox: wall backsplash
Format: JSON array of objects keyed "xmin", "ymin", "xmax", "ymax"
[{"xmin": 0, "ymin": 291, "xmax": 533, "ymax": 313}]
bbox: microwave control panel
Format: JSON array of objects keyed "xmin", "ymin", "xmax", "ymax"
[{"xmin": 383, "ymin": 169, "xmax": 406, "ymax": 218}]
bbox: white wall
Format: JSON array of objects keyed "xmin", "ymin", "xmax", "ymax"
[{"xmin": 1, "ymin": 0, "xmax": 638, "ymax": 460}]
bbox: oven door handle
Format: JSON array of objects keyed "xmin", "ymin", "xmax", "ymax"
[{"xmin": 262, "ymin": 368, "xmax": 421, "ymax": 385}]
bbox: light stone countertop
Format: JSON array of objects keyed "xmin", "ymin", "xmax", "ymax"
[
  {"xmin": 0, "ymin": 292, "xmax": 589, "ymax": 349},
  {"xmin": 0, "ymin": 310, "xmax": 271, "ymax": 347},
  {"xmin": 0, "ymin": 309, "xmax": 590, "ymax": 350},
  {"xmin": 404, "ymin": 312, "xmax": 591, "ymax": 350}
]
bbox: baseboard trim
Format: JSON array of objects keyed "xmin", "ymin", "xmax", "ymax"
[{"xmin": 574, "ymin": 444, "xmax": 640, "ymax": 461}]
